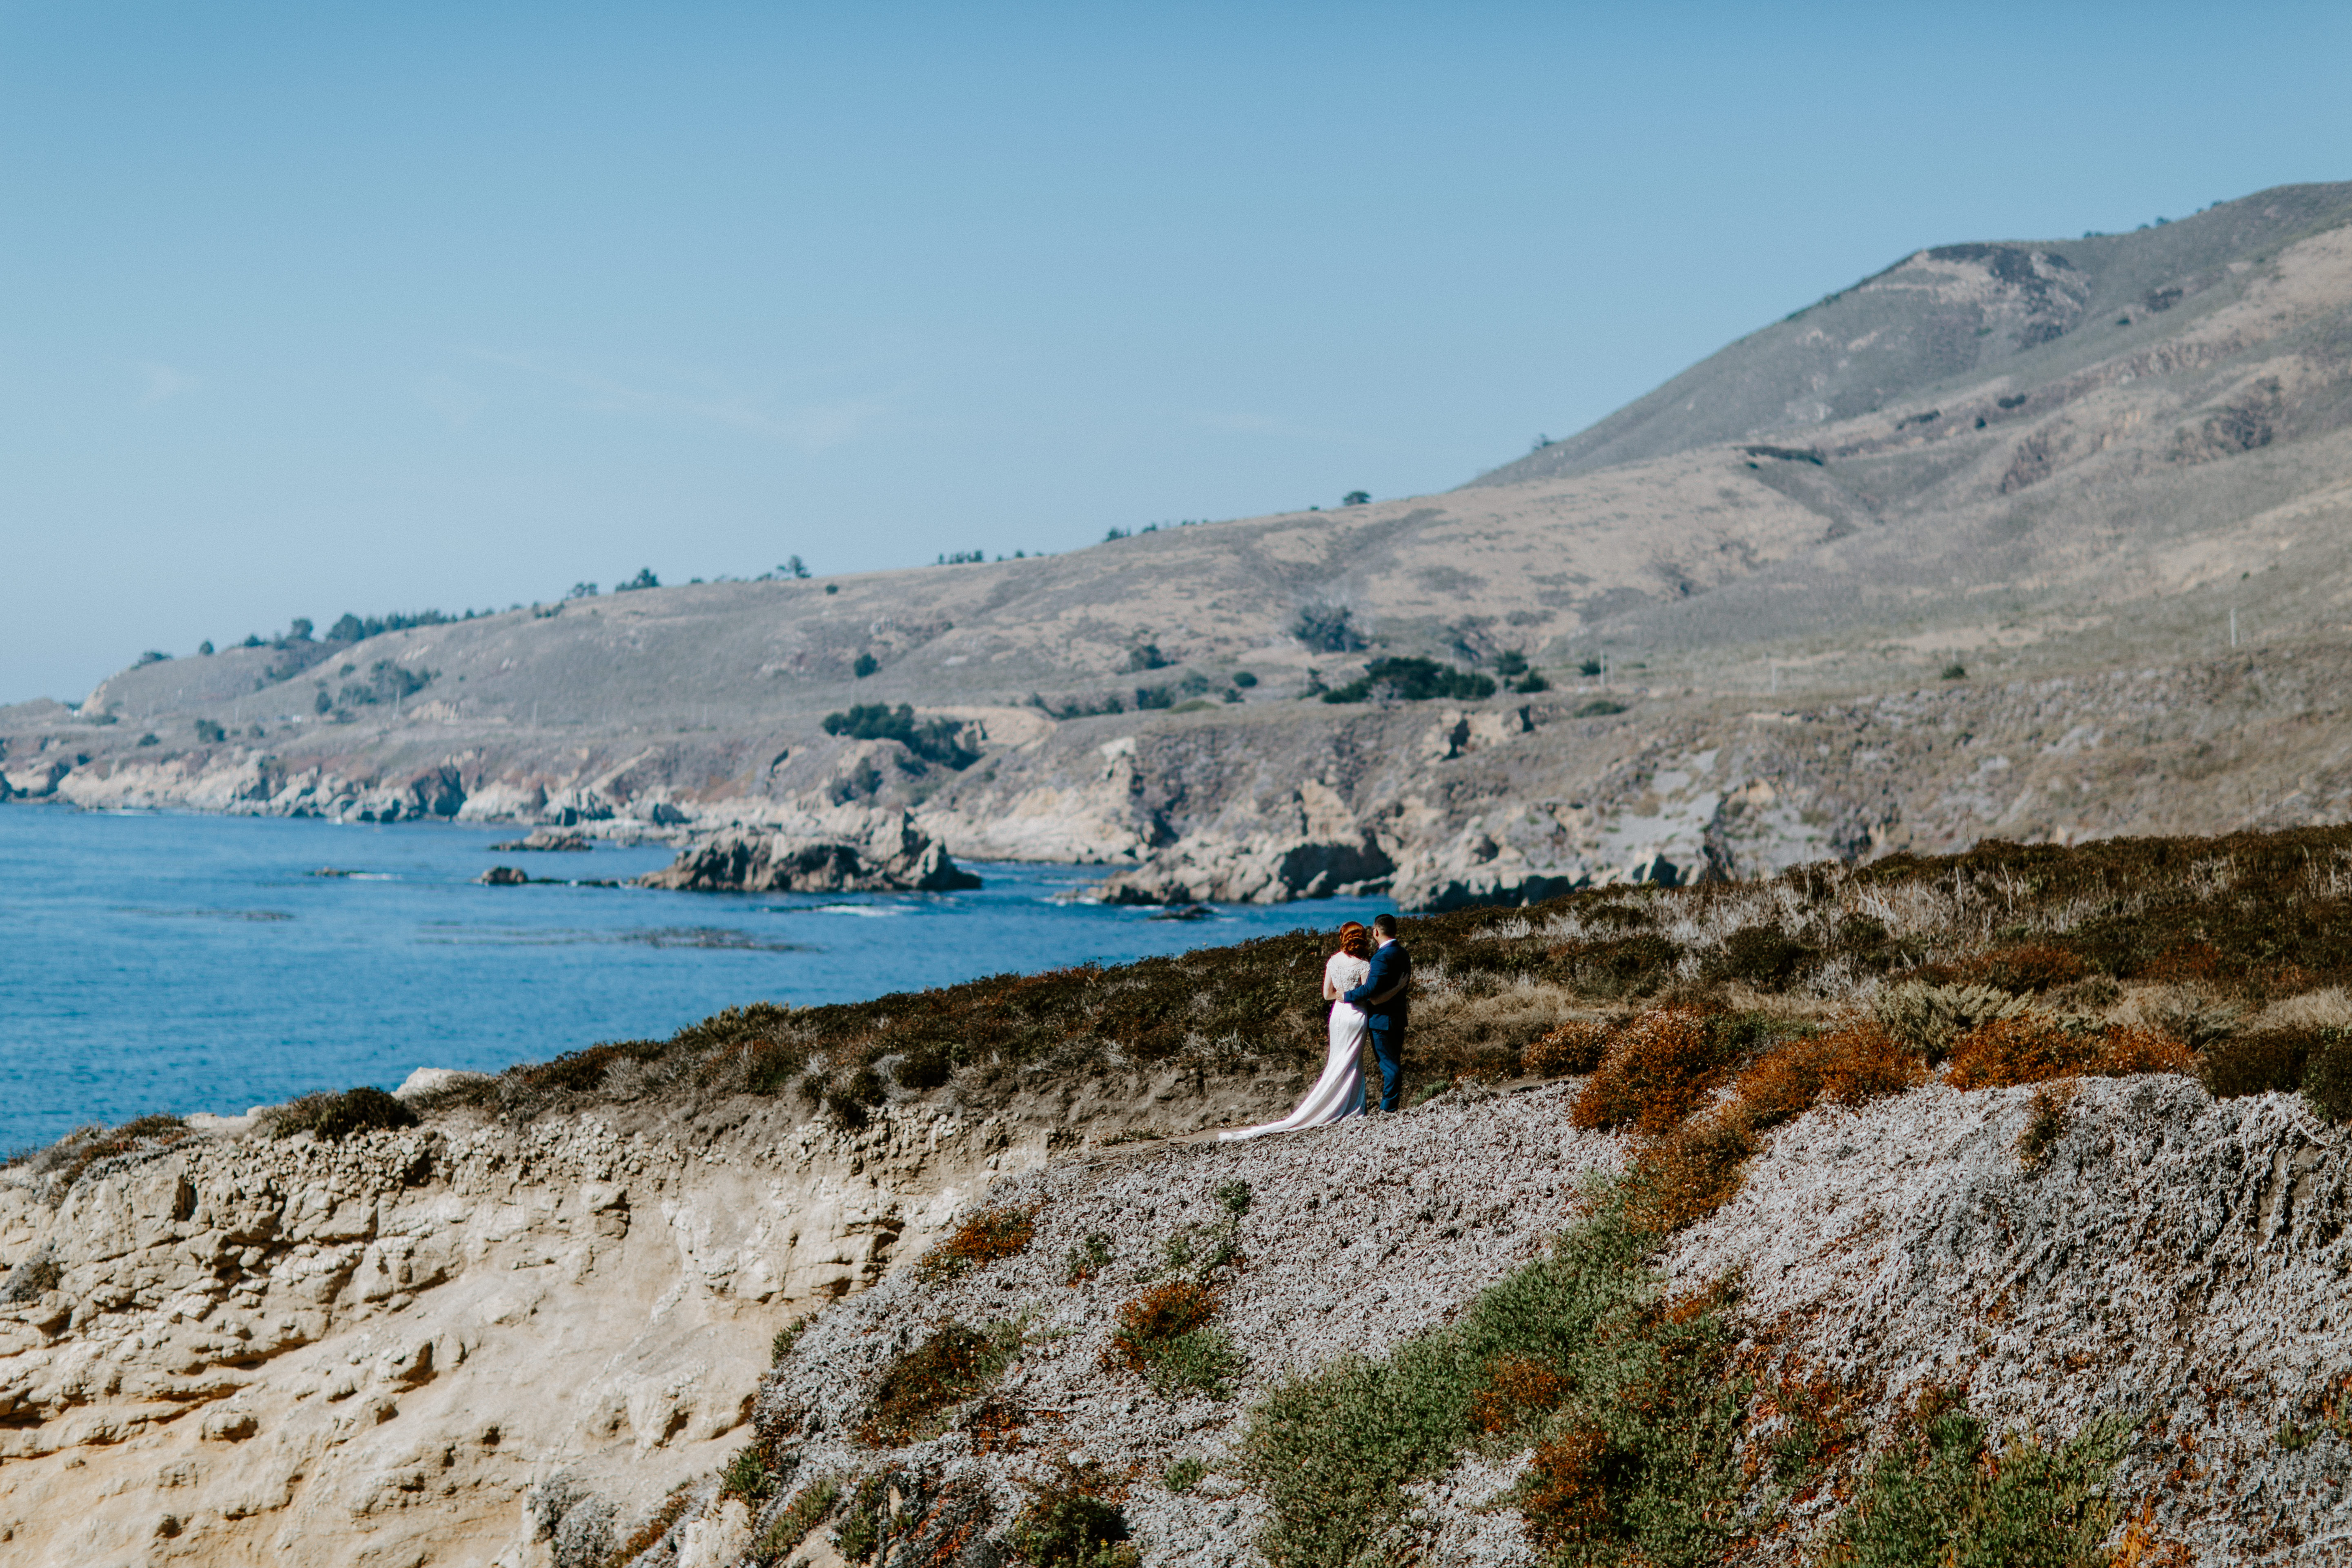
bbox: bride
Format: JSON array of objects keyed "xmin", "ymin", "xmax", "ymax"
[{"xmin": 1219, "ymin": 921, "xmax": 1373, "ymax": 1141}]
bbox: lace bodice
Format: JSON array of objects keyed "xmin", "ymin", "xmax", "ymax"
[{"xmin": 1325, "ymin": 951, "xmax": 1371, "ymax": 996}]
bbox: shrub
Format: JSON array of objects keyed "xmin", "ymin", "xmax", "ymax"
[
  {"xmin": 2199, "ymin": 1027, "xmax": 2325, "ymax": 1098},
  {"xmin": 263, "ymin": 1086, "xmax": 420, "ymax": 1142},
  {"xmin": 852, "ymin": 651, "xmax": 879, "ymax": 678},
  {"xmin": 754, "ymin": 1476, "xmax": 840, "ymax": 1564},
  {"xmin": 1292, "ymin": 603, "xmax": 1365, "ymax": 653},
  {"xmin": 193, "ymin": 718, "xmax": 225, "ymax": 744},
  {"xmin": 826, "ymin": 1066, "xmax": 889, "ymax": 1129},
  {"xmin": 720, "ymin": 1440, "xmax": 788, "ymax": 1504},
  {"xmin": 917, "ymin": 1205, "xmax": 1038, "ymax": 1283},
  {"xmin": 1735, "ymin": 1021, "xmax": 1921, "ymax": 1130},
  {"xmin": 610, "ymin": 1485, "xmax": 694, "ymax": 1565},
  {"xmin": 1468, "ymin": 1354, "xmax": 1572, "ymax": 1434},
  {"xmin": 1104, "ymin": 1280, "xmax": 1243, "ymax": 1399},
  {"xmin": 1705, "ymin": 922, "xmax": 1818, "ymax": 989},
  {"xmin": 1524, "ymin": 1018, "xmax": 1610, "ymax": 1077},
  {"xmin": 1623, "ymin": 1112, "xmax": 1755, "ymax": 1234},
  {"xmin": 1007, "ymin": 1463, "xmax": 1139, "ymax": 1568},
  {"xmin": 1162, "ymin": 1456, "xmax": 1207, "ymax": 1494},
  {"xmin": 11, "ymin": 1114, "xmax": 196, "ymax": 1199},
  {"xmin": 858, "ymin": 1322, "xmax": 1015, "ymax": 1446},
  {"xmin": 1321, "ymin": 655, "xmax": 1497, "ymax": 704},
  {"xmin": 1247, "ymin": 1196, "xmax": 1743, "ymax": 1568},
  {"xmin": 1572, "ymin": 698, "xmax": 1628, "ymax": 717},
  {"xmin": 821, "ymin": 703, "xmax": 977, "ymax": 767},
  {"xmin": 615, "ymin": 567, "xmax": 659, "ymax": 591},
  {"xmin": 2305, "ymin": 1034, "xmax": 2352, "ymax": 1123},
  {"xmin": 1965, "ymin": 944, "xmax": 2091, "ymax": 993},
  {"xmin": 1944, "ymin": 1018, "xmax": 2191, "ymax": 1090},
  {"xmin": 1231, "ymin": 670, "xmax": 1257, "ymax": 687},
  {"xmin": 1569, "ymin": 1007, "xmax": 1728, "ymax": 1134},
  {"xmin": 1875, "ymin": 982, "xmax": 2033, "ymax": 1061},
  {"xmin": 1821, "ymin": 1393, "xmax": 2127, "ymax": 1567},
  {"xmin": 1551, "ymin": 933, "xmax": 1681, "ymax": 997}
]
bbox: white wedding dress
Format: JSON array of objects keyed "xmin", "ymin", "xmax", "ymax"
[{"xmin": 1219, "ymin": 951, "xmax": 1370, "ymax": 1141}]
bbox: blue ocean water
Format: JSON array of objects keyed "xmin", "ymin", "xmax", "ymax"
[{"xmin": 0, "ymin": 807, "xmax": 1388, "ymax": 1152}]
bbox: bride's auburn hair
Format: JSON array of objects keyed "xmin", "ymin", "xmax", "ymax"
[{"xmin": 1337, "ymin": 921, "xmax": 1372, "ymax": 959}]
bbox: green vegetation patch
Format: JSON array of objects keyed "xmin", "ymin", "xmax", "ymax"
[
  {"xmin": 1823, "ymin": 1391, "xmax": 2128, "ymax": 1568},
  {"xmin": 1321, "ymin": 655, "xmax": 1497, "ymax": 704},
  {"xmin": 1245, "ymin": 1195, "xmax": 1745, "ymax": 1568},
  {"xmin": 262, "ymin": 1086, "xmax": 419, "ymax": 1142},
  {"xmin": 1008, "ymin": 1462, "xmax": 1140, "ymax": 1568},
  {"xmin": 858, "ymin": 1320, "xmax": 1020, "ymax": 1446},
  {"xmin": 821, "ymin": 702, "xmax": 978, "ymax": 768}
]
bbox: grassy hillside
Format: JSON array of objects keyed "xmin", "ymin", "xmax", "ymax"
[{"xmin": 1473, "ymin": 180, "xmax": 2352, "ymax": 484}]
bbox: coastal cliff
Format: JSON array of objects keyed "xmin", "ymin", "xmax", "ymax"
[{"xmin": 13, "ymin": 825, "xmax": 2352, "ymax": 1563}]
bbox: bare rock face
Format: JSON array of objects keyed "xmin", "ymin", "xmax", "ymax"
[
  {"xmin": 1093, "ymin": 829, "xmax": 1393, "ymax": 904},
  {"xmin": 0, "ymin": 1101, "xmax": 1042, "ymax": 1568},
  {"xmin": 635, "ymin": 811, "xmax": 980, "ymax": 894}
]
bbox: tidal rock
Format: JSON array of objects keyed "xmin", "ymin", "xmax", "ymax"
[
  {"xmin": 1094, "ymin": 831, "xmax": 1392, "ymax": 905},
  {"xmin": 489, "ymin": 828, "xmax": 591, "ymax": 851},
  {"xmin": 636, "ymin": 811, "xmax": 980, "ymax": 894},
  {"xmin": 478, "ymin": 865, "xmax": 530, "ymax": 885}
]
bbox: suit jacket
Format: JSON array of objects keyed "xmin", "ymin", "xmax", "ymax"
[{"xmin": 1343, "ymin": 940, "xmax": 1410, "ymax": 1030}]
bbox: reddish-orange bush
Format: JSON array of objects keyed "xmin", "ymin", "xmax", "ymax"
[
  {"xmin": 1523, "ymin": 1018, "xmax": 1609, "ymax": 1078},
  {"xmin": 1102, "ymin": 1280, "xmax": 1221, "ymax": 1376},
  {"xmin": 1944, "ymin": 1016, "xmax": 2097, "ymax": 1089},
  {"xmin": 916, "ymin": 1205, "xmax": 1038, "ymax": 1282},
  {"xmin": 1469, "ymin": 1355, "xmax": 1571, "ymax": 1434},
  {"xmin": 1520, "ymin": 1426, "xmax": 1615, "ymax": 1548},
  {"xmin": 2093, "ymin": 1024, "xmax": 2195, "ymax": 1078},
  {"xmin": 1945, "ymin": 1017, "xmax": 2192, "ymax": 1089},
  {"xmin": 1569, "ymin": 1007, "xmax": 1725, "ymax": 1134},
  {"xmin": 1624, "ymin": 1111, "xmax": 1755, "ymax": 1235},
  {"xmin": 1735, "ymin": 1021, "xmax": 1922, "ymax": 1129}
]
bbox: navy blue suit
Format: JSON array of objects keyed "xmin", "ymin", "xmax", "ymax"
[{"xmin": 1343, "ymin": 940, "xmax": 1411, "ymax": 1111}]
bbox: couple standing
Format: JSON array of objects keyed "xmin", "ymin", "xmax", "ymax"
[{"xmin": 1220, "ymin": 913, "xmax": 1410, "ymax": 1142}]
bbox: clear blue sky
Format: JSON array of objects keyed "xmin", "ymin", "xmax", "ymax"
[{"xmin": 5, "ymin": 1, "xmax": 2348, "ymax": 701}]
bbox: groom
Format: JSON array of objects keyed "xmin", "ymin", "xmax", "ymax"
[{"xmin": 1343, "ymin": 913, "xmax": 1410, "ymax": 1111}]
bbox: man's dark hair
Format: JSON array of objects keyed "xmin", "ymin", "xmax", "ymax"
[{"xmin": 1372, "ymin": 913, "xmax": 1399, "ymax": 937}]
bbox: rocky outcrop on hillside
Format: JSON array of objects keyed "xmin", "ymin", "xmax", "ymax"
[{"xmin": 637, "ymin": 812, "xmax": 980, "ymax": 894}]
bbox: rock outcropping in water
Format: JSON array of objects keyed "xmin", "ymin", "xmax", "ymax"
[{"xmin": 635, "ymin": 813, "xmax": 980, "ymax": 894}]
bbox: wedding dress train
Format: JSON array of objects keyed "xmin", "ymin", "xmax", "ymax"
[{"xmin": 1218, "ymin": 950, "xmax": 1370, "ymax": 1141}]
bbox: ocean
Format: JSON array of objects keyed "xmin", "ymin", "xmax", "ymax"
[{"xmin": 0, "ymin": 806, "xmax": 1388, "ymax": 1152}]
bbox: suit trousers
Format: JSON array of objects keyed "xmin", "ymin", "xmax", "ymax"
[{"xmin": 1368, "ymin": 1020, "xmax": 1404, "ymax": 1112}]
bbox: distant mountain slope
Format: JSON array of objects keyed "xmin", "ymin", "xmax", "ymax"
[
  {"xmin": 16, "ymin": 178, "xmax": 2352, "ymax": 910},
  {"xmin": 1471, "ymin": 180, "xmax": 2352, "ymax": 486}
]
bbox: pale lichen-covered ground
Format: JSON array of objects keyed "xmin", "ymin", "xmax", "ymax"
[{"xmin": 657, "ymin": 1073, "xmax": 2352, "ymax": 1568}]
